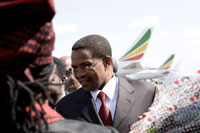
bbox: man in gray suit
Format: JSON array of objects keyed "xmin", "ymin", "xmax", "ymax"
[{"xmin": 56, "ymin": 34, "xmax": 156, "ymax": 133}]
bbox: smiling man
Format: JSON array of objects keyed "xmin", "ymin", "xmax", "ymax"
[{"xmin": 55, "ymin": 34, "xmax": 156, "ymax": 133}]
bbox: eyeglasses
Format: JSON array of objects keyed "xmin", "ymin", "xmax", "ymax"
[
  {"xmin": 90, "ymin": 57, "xmax": 105, "ymax": 68},
  {"xmin": 73, "ymin": 57, "xmax": 104, "ymax": 74}
]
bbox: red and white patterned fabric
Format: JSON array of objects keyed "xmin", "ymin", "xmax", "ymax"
[{"xmin": 131, "ymin": 58, "xmax": 200, "ymax": 132}]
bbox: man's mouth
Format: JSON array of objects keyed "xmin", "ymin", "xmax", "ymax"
[{"xmin": 79, "ymin": 78, "xmax": 90, "ymax": 86}]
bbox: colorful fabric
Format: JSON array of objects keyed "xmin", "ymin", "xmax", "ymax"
[
  {"xmin": 130, "ymin": 58, "xmax": 200, "ymax": 132},
  {"xmin": 26, "ymin": 104, "xmax": 64, "ymax": 124}
]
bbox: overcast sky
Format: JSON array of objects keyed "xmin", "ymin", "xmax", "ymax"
[{"xmin": 52, "ymin": 0, "xmax": 200, "ymax": 69}]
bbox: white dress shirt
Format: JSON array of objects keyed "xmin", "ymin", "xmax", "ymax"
[{"xmin": 90, "ymin": 75, "xmax": 118, "ymax": 120}]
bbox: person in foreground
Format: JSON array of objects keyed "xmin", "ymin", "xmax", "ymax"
[{"xmin": 56, "ymin": 34, "xmax": 157, "ymax": 133}]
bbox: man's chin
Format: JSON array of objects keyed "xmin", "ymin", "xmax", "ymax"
[{"xmin": 83, "ymin": 87, "xmax": 91, "ymax": 91}]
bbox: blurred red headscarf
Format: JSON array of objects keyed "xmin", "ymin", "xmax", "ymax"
[{"xmin": 0, "ymin": 0, "xmax": 56, "ymax": 81}]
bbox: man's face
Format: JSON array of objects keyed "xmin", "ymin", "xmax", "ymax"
[
  {"xmin": 64, "ymin": 68, "xmax": 81, "ymax": 92},
  {"xmin": 71, "ymin": 49, "xmax": 107, "ymax": 91},
  {"xmin": 60, "ymin": 56, "xmax": 81, "ymax": 92}
]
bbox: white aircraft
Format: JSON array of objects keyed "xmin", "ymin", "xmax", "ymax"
[
  {"xmin": 115, "ymin": 27, "xmax": 175, "ymax": 80},
  {"xmin": 116, "ymin": 28, "xmax": 153, "ymax": 76},
  {"xmin": 126, "ymin": 54, "xmax": 175, "ymax": 80}
]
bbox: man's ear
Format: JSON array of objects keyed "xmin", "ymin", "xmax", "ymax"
[{"xmin": 103, "ymin": 56, "xmax": 112, "ymax": 68}]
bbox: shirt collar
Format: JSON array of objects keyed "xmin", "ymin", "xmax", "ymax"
[{"xmin": 90, "ymin": 75, "xmax": 117, "ymax": 101}]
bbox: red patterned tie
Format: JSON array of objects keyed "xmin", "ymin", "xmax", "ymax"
[{"xmin": 98, "ymin": 92, "xmax": 113, "ymax": 126}]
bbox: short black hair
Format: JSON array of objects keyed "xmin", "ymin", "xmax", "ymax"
[
  {"xmin": 72, "ymin": 34, "xmax": 112, "ymax": 58},
  {"xmin": 53, "ymin": 56, "xmax": 66, "ymax": 78}
]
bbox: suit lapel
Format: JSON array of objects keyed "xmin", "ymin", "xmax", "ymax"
[
  {"xmin": 78, "ymin": 90, "xmax": 103, "ymax": 125},
  {"xmin": 113, "ymin": 77, "xmax": 135, "ymax": 128}
]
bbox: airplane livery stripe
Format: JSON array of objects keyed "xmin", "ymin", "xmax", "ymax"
[
  {"xmin": 121, "ymin": 53, "xmax": 144, "ymax": 61},
  {"xmin": 161, "ymin": 66, "xmax": 170, "ymax": 69},
  {"xmin": 122, "ymin": 43, "xmax": 148, "ymax": 60},
  {"xmin": 120, "ymin": 29, "xmax": 151, "ymax": 59},
  {"xmin": 160, "ymin": 60, "xmax": 173, "ymax": 69},
  {"xmin": 160, "ymin": 55, "xmax": 174, "ymax": 68}
]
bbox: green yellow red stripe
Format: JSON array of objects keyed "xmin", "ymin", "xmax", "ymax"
[
  {"xmin": 121, "ymin": 43, "xmax": 148, "ymax": 61},
  {"xmin": 160, "ymin": 54, "xmax": 175, "ymax": 69},
  {"xmin": 120, "ymin": 28, "xmax": 151, "ymax": 61},
  {"xmin": 160, "ymin": 60, "xmax": 173, "ymax": 69},
  {"xmin": 122, "ymin": 53, "xmax": 144, "ymax": 61}
]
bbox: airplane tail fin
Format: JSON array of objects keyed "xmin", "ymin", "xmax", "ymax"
[
  {"xmin": 159, "ymin": 54, "xmax": 175, "ymax": 69},
  {"xmin": 119, "ymin": 28, "xmax": 153, "ymax": 62}
]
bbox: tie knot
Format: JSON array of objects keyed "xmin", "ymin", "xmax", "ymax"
[{"xmin": 98, "ymin": 92, "xmax": 106, "ymax": 102}]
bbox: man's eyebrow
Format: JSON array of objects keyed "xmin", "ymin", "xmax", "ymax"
[
  {"xmin": 71, "ymin": 59, "xmax": 92, "ymax": 67},
  {"xmin": 81, "ymin": 59, "xmax": 93, "ymax": 63}
]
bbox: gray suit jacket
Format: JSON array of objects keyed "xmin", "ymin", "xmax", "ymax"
[{"xmin": 56, "ymin": 76, "xmax": 156, "ymax": 133}]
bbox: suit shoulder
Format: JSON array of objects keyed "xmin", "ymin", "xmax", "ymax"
[
  {"xmin": 57, "ymin": 88, "xmax": 85, "ymax": 104},
  {"xmin": 55, "ymin": 88, "xmax": 86, "ymax": 113},
  {"xmin": 119, "ymin": 76, "xmax": 156, "ymax": 91}
]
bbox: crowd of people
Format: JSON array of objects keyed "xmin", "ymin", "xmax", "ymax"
[{"xmin": 1, "ymin": 0, "xmax": 199, "ymax": 133}]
